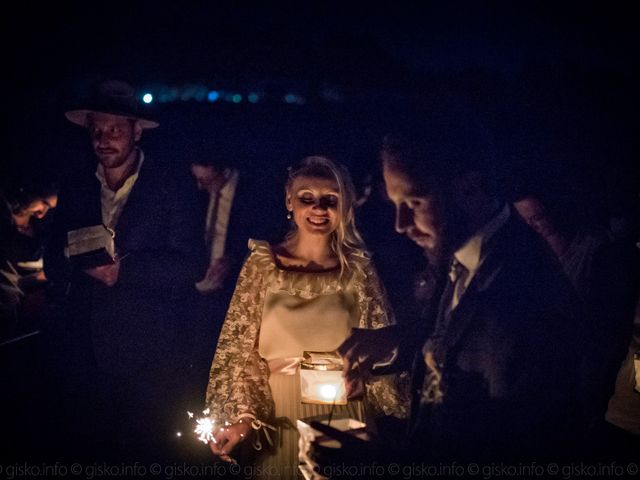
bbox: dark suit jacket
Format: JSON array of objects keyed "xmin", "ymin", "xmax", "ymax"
[
  {"xmin": 45, "ymin": 153, "xmax": 203, "ymax": 376},
  {"xmin": 408, "ymin": 207, "xmax": 585, "ymax": 461}
]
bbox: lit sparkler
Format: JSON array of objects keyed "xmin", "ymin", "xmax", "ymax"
[{"xmin": 187, "ymin": 408, "xmax": 218, "ymax": 444}]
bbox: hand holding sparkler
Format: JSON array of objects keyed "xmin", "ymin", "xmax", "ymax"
[
  {"xmin": 186, "ymin": 408, "xmax": 248, "ymax": 463},
  {"xmin": 209, "ymin": 421, "xmax": 251, "ymax": 463}
]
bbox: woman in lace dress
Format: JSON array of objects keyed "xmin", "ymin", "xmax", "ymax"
[{"xmin": 205, "ymin": 156, "xmax": 406, "ymax": 478}]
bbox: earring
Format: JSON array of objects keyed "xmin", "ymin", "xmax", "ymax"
[{"xmin": 287, "ymin": 211, "xmax": 292, "ymax": 220}]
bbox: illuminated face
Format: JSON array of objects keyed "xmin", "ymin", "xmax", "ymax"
[
  {"xmin": 87, "ymin": 112, "xmax": 141, "ymax": 169},
  {"xmin": 286, "ymin": 176, "xmax": 341, "ymax": 237},
  {"xmin": 43, "ymin": 194, "xmax": 58, "ymax": 211},
  {"xmin": 27, "ymin": 199, "xmax": 51, "ymax": 219},
  {"xmin": 12, "ymin": 209, "xmax": 32, "ymax": 233},
  {"xmin": 513, "ymin": 197, "xmax": 557, "ymax": 240},
  {"xmin": 383, "ymin": 163, "xmax": 447, "ymax": 262},
  {"xmin": 12, "ymin": 199, "xmax": 51, "ymax": 234}
]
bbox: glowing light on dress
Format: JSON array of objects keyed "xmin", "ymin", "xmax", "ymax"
[
  {"xmin": 319, "ymin": 384, "xmax": 338, "ymax": 401},
  {"xmin": 300, "ymin": 351, "xmax": 347, "ymax": 405}
]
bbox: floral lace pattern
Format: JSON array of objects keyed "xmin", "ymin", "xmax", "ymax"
[{"xmin": 205, "ymin": 239, "xmax": 408, "ymax": 425}]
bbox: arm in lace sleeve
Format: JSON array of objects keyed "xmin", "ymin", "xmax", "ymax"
[
  {"xmin": 355, "ymin": 257, "xmax": 410, "ymax": 418},
  {"xmin": 205, "ymin": 250, "xmax": 275, "ymax": 424}
]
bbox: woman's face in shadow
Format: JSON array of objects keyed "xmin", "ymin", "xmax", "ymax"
[{"xmin": 286, "ymin": 175, "xmax": 341, "ymax": 238}]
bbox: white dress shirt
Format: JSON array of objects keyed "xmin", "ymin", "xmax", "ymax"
[
  {"xmin": 450, "ymin": 203, "xmax": 511, "ymax": 309},
  {"xmin": 95, "ymin": 150, "xmax": 144, "ymax": 230},
  {"xmin": 206, "ymin": 168, "xmax": 239, "ymax": 263}
]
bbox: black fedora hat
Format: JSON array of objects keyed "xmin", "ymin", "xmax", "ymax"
[{"xmin": 65, "ymin": 79, "xmax": 159, "ymax": 129}]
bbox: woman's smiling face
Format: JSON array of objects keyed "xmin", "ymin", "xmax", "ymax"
[{"xmin": 286, "ymin": 175, "xmax": 341, "ymax": 237}]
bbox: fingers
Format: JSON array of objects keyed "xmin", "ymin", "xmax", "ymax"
[
  {"xmin": 207, "ymin": 262, "xmax": 230, "ymax": 281},
  {"xmin": 210, "ymin": 422, "xmax": 249, "ymax": 462},
  {"xmin": 209, "ymin": 440, "xmax": 223, "ymax": 455},
  {"xmin": 209, "ymin": 441, "xmax": 235, "ymax": 463},
  {"xmin": 84, "ymin": 264, "xmax": 119, "ymax": 286},
  {"xmin": 345, "ymin": 375, "xmax": 365, "ymax": 400},
  {"xmin": 309, "ymin": 421, "xmax": 362, "ymax": 447},
  {"xmin": 336, "ymin": 328, "xmax": 366, "ymax": 357},
  {"xmin": 339, "ymin": 329, "xmax": 374, "ymax": 375},
  {"xmin": 213, "ymin": 429, "xmax": 237, "ymax": 451}
]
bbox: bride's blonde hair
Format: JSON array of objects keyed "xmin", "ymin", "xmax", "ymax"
[{"xmin": 285, "ymin": 156, "xmax": 367, "ymax": 277}]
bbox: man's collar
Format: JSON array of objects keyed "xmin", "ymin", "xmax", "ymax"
[
  {"xmin": 219, "ymin": 167, "xmax": 239, "ymax": 195},
  {"xmin": 454, "ymin": 203, "xmax": 510, "ymax": 273}
]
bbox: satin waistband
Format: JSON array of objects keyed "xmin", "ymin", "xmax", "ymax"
[{"xmin": 268, "ymin": 357, "xmax": 303, "ymax": 375}]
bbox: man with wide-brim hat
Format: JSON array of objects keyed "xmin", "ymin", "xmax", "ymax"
[
  {"xmin": 44, "ymin": 79, "xmax": 202, "ymax": 461},
  {"xmin": 65, "ymin": 79, "xmax": 159, "ymax": 130}
]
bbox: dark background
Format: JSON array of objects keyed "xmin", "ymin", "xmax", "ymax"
[
  {"xmin": 2, "ymin": 1, "xmax": 637, "ymax": 201},
  {"xmin": 0, "ymin": 0, "xmax": 638, "ymax": 466},
  {"xmin": 2, "ymin": 0, "xmax": 638, "ymax": 327}
]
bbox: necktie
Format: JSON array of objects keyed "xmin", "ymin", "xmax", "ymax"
[{"xmin": 448, "ymin": 258, "xmax": 469, "ymax": 310}]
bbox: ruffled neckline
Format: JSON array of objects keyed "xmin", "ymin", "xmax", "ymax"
[{"xmin": 247, "ymin": 238, "xmax": 366, "ymax": 298}]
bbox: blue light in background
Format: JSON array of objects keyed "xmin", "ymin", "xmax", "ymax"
[
  {"xmin": 207, "ymin": 91, "xmax": 220, "ymax": 102},
  {"xmin": 248, "ymin": 92, "xmax": 260, "ymax": 103},
  {"xmin": 284, "ymin": 93, "xmax": 306, "ymax": 105},
  {"xmin": 194, "ymin": 88, "xmax": 207, "ymax": 102},
  {"xmin": 231, "ymin": 94, "xmax": 243, "ymax": 103},
  {"xmin": 158, "ymin": 88, "xmax": 179, "ymax": 103}
]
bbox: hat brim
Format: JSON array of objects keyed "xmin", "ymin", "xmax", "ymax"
[{"xmin": 65, "ymin": 110, "xmax": 159, "ymax": 129}]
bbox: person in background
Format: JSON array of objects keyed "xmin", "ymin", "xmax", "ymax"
[
  {"xmin": 512, "ymin": 186, "xmax": 639, "ymax": 436},
  {"xmin": 44, "ymin": 79, "xmax": 202, "ymax": 461},
  {"xmin": 601, "ymin": 295, "xmax": 640, "ymax": 460},
  {"xmin": 191, "ymin": 156, "xmax": 239, "ymax": 295},
  {"xmin": 1, "ymin": 179, "xmax": 58, "ymax": 329},
  {"xmin": 189, "ymin": 146, "xmax": 275, "ymax": 297}
]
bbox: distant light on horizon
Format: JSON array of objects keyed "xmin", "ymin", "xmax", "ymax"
[
  {"xmin": 231, "ymin": 94, "xmax": 242, "ymax": 103},
  {"xmin": 142, "ymin": 93, "xmax": 153, "ymax": 104},
  {"xmin": 248, "ymin": 92, "xmax": 260, "ymax": 103},
  {"xmin": 284, "ymin": 93, "xmax": 306, "ymax": 105},
  {"xmin": 207, "ymin": 91, "xmax": 220, "ymax": 102}
]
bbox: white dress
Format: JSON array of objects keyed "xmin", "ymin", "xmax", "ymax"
[{"xmin": 206, "ymin": 239, "xmax": 407, "ymax": 478}]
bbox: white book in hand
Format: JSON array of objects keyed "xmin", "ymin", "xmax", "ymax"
[{"xmin": 65, "ymin": 224, "xmax": 116, "ymax": 269}]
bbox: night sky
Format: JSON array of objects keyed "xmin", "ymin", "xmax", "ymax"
[{"xmin": 2, "ymin": 1, "xmax": 637, "ymax": 210}]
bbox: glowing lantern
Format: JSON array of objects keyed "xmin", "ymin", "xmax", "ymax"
[{"xmin": 300, "ymin": 351, "xmax": 347, "ymax": 405}]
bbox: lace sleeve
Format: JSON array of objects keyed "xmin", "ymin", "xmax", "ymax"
[
  {"xmin": 205, "ymin": 248, "xmax": 275, "ymax": 424},
  {"xmin": 355, "ymin": 258, "xmax": 410, "ymax": 418}
]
